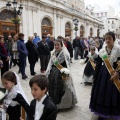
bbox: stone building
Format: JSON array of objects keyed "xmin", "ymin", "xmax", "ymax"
[{"xmin": 0, "ymin": 0, "xmax": 103, "ymax": 41}]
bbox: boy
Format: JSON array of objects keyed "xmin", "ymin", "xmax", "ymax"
[{"xmin": 29, "ymin": 75, "xmax": 57, "ymax": 120}]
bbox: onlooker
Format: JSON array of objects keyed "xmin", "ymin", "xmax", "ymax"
[
  {"xmin": 17, "ymin": 33, "xmax": 28, "ymax": 80},
  {"xmin": 73, "ymin": 36, "xmax": 81, "ymax": 60},
  {"xmin": 0, "ymin": 35, "xmax": 10, "ymax": 76},
  {"xmin": 66, "ymin": 37, "xmax": 73, "ymax": 63},
  {"xmin": 33, "ymin": 33, "xmax": 40, "ymax": 47},
  {"xmin": 6, "ymin": 35, "xmax": 13, "ymax": 68},
  {"xmin": 37, "ymin": 35, "xmax": 50, "ymax": 73},
  {"xmin": 26, "ymin": 36, "xmax": 38, "ymax": 75},
  {"xmin": 46, "ymin": 34, "xmax": 51, "ymax": 42},
  {"xmin": 12, "ymin": 34, "xmax": 20, "ymax": 73}
]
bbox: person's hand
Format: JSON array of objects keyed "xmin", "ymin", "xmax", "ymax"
[
  {"xmin": 110, "ymin": 71, "xmax": 119, "ymax": 81},
  {"xmin": 0, "ymin": 105, "xmax": 4, "ymax": 108},
  {"xmin": 0, "ymin": 60, "xmax": 3, "ymax": 68},
  {"xmin": 6, "ymin": 56, "xmax": 10, "ymax": 61},
  {"xmin": 20, "ymin": 117, "xmax": 24, "ymax": 120}
]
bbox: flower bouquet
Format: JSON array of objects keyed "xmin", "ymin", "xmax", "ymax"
[
  {"xmin": 54, "ymin": 60, "xmax": 70, "ymax": 81},
  {"xmin": 60, "ymin": 68, "xmax": 70, "ymax": 81}
]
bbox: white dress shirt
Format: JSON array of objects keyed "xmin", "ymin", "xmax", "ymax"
[{"xmin": 35, "ymin": 95, "xmax": 47, "ymax": 120}]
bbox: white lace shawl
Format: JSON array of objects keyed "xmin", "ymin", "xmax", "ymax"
[
  {"xmin": 99, "ymin": 45, "xmax": 120, "ymax": 66},
  {"xmin": 46, "ymin": 49, "xmax": 77, "ymax": 99}
]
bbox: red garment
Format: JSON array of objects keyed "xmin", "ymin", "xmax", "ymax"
[
  {"xmin": 0, "ymin": 43, "xmax": 8, "ymax": 56},
  {"xmin": 64, "ymin": 42, "xmax": 68, "ymax": 48}
]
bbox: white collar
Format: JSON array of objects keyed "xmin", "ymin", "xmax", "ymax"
[{"xmin": 37, "ymin": 94, "xmax": 47, "ymax": 104}]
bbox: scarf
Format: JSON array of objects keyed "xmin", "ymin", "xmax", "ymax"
[{"xmin": 0, "ymin": 43, "xmax": 8, "ymax": 56}]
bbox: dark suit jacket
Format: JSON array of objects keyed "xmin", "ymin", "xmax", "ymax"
[{"xmin": 30, "ymin": 96, "xmax": 57, "ymax": 120}]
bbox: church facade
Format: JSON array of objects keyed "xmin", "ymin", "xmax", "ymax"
[{"xmin": 0, "ymin": 0, "xmax": 103, "ymax": 40}]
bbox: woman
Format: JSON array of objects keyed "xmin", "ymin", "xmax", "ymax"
[
  {"xmin": 46, "ymin": 38, "xmax": 77, "ymax": 109},
  {"xmin": 66, "ymin": 37, "xmax": 73, "ymax": 63},
  {"xmin": 0, "ymin": 35, "xmax": 10, "ymax": 76},
  {"xmin": 83, "ymin": 46, "xmax": 98, "ymax": 85},
  {"xmin": 12, "ymin": 34, "xmax": 20, "ymax": 73},
  {"xmin": 26, "ymin": 36, "xmax": 38, "ymax": 75},
  {"xmin": 89, "ymin": 32, "xmax": 120, "ymax": 120}
]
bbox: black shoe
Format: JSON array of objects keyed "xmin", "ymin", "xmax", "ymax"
[
  {"xmin": 22, "ymin": 75, "xmax": 28, "ymax": 80},
  {"xmin": 22, "ymin": 75, "xmax": 27, "ymax": 80},
  {"xmin": 31, "ymin": 72, "xmax": 37, "ymax": 76}
]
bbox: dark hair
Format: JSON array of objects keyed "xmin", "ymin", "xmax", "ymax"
[
  {"xmin": 105, "ymin": 31, "xmax": 115, "ymax": 41},
  {"xmin": 29, "ymin": 75, "xmax": 49, "ymax": 91},
  {"xmin": 42, "ymin": 35, "xmax": 47, "ymax": 39},
  {"xmin": 18, "ymin": 33, "xmax": 24, "ymax": 39},
  {"xmin": 54, "ymin": 39, "xmax": 63, "ymax": 47},
  {"xmin": 90, "ymin": 46, "xmax": 95, "ymax": 51},
  {"xmin": 2, "ymin": 71, "xmax": 17, "ymax": 85}
]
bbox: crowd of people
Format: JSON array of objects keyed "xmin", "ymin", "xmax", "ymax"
[{"xmin": 0, "ymin": 31, "xmax": 120, "ymax": 120}]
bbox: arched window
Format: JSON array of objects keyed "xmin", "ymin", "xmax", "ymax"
[
  {"xmin": 65, "ymin": 22, "xmax": 71, "ymax": 29},
  {"xmin": 90, "ymin": 28, "xmax": 93, "ymax": 36},
  {"xmin": 80, "ymin": 25, "xmax": 84, "ymax": 37},
  {"xmin": 0, "ymin": 9, "xmax": 14, "ymax": 21},
  {"xmin": 65, "ymin": 22, "xmax": 71, "ymax": 37},
  {"xmin": 41, "ymin": 17, "xmax": 52, "ymax": 36},
  {"xmin": 42, "ymin": 18, "xmax": 51, "ymax": 26}
]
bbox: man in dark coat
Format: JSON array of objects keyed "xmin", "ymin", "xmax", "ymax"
[
  {"xmin": 37, "ymin": 35, "xmax": 50, "ymax": 73},
  {"xmin": 26, "ymin": 36, "xmax": 38, "ymax": 75}
]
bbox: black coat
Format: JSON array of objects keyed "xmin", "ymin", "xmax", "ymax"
[
  {"xmin": 37, "ymin": 41, "xmax": 50, "ymax": 55},
  {"xmin": 67, "ymin": 41, "xmax": 73, "ymax": 58},
  {"xmin": 7, "ymin": 93, "xmax": 30, "ymax": 120},
  {"xmin": 30, "ymin": 96, "xmax": 57, "ymax": 120},
  {"xmin": 26, "ymin": 41, "xmax": 38, "ymax": 64}
]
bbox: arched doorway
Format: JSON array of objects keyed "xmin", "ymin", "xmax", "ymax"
[
  {"xmin": 97, "ymin": 29, "xmax": 100, "ymax": 37},
  {"xmin": 90, "ymin": 28, "xmax": 93, "ymax": 37},
  {"xmin": 41, "ymin": 17, "xmax": 52, "ymax": 36},
  {"xmin": 0, "ymin": 9, "xmax": 18, "ymax": 40},
  {"xmin": 65, "ymin": 22, "xmax": 71, "ymax": 37},
  {"xmin": 80, "ymin": 25, "xmax": 84, "ymax": 37}
]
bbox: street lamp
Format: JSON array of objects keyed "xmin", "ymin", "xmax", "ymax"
[
  {"xmin": 6, "ymin": 0, "xmax": 23, "ymax": 33},
  {"xmin": 73, "ymin": 18, "xmax": 79, "ymax": 36}
]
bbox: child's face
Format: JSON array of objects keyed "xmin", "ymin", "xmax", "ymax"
[
  {"xmin": 90, "ymin": 49, "xmax": 95, "ymax": 54},
  {"xmin": 105, "ymin": 35, "xmax": 114, "ymax": 46},
  {"xmin": 31, "ymin": 83, "xmax": 46, "ymax": 100},
  {"xmin": 2, "ymin": 79, "xmax": 14, "ymax": 90},
  {"xmin": 54, "ymin": 41, "xmax": 62, "ymax": 52}
]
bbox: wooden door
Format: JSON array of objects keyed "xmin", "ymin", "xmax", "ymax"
[
  {"xmin": 0, "ymin": 21, "xmax": 18, "ymax": 40},
  {"xmin": 65, "ymin": 29, "xmax": 71, "ymax": 37},
  {"xmin": 41, "ymin": 26, "xmax": 52, "ymax": 36}
]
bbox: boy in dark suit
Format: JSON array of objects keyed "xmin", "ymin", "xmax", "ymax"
[{"xmin": 29, "ymin": 75, "xmax": 57, "ymax": 120}]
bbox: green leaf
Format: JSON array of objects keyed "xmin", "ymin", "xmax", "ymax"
[
  {"xmin": 102, "ymin": 54, "xmax": 108, "ymax": 60},
  {"xmin": 54, "ymin": 60, "xmax": 59, "ymax": 65}
]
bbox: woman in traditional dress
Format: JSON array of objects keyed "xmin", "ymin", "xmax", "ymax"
[
  {"xmin": 89, "ymin": 31, "xmax": 120, "ymax": 120},
  {"xmin": 46, "ymin": 38, "xmax": 77, "ymax": 109},
  {"xmin": 83, "ymin": 46, "xmax": 98, "ymax": 85}
]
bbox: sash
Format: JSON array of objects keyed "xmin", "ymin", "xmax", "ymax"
[
  {"xmin": 89, "ymin": 58, "xmax": 96, "ymax": 70},
  {"xmin": 54, "ymin": 60, "xmax": 64, "ymax": 70},
  {"xmin": 102, "ymin": 54, "xmax": 120, "ymax": 92}
]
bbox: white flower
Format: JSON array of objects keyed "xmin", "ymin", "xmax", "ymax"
[
  {"xmin": 99, "ymin": 49, "xmax": 107, "ymax": 58},
  {"xmin": 79, "ymin": 59, "xmax": 86, "ymax": 65},
  {"xmin": 60, "ymin": 68, "xmax": 70, "ymax": 74},
  {"xmin": 0, "ymin": 91, "xmax": 5, "ymax": 100}
]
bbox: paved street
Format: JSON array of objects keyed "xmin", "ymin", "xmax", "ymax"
[{"xmin": 9, "ymin": 59, "xmax": 113, "ymax": 120}]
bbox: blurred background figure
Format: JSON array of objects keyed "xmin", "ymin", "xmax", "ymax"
[
  {"xmin": 0, "ymin": 35, "xmax": 10, "ymax": 76},
  {"xmin": 66, "ymin": 37, "xmax": 73, "ymax": 63},
  {"xmin": 33, "ymin": 33, "xmax": 41, "ymax": 47},
  {"xmin": 12, "ymin": 34, "xmax": 20, "ymax": 73},
  {"xmin": 26, "ymin": 36, "xmax": 38, "ymax": 76}
]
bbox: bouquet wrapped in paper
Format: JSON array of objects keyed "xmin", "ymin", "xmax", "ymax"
[{"xmin": 60, "ymin": 68, "xmax": 70, "ymax": 81}]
